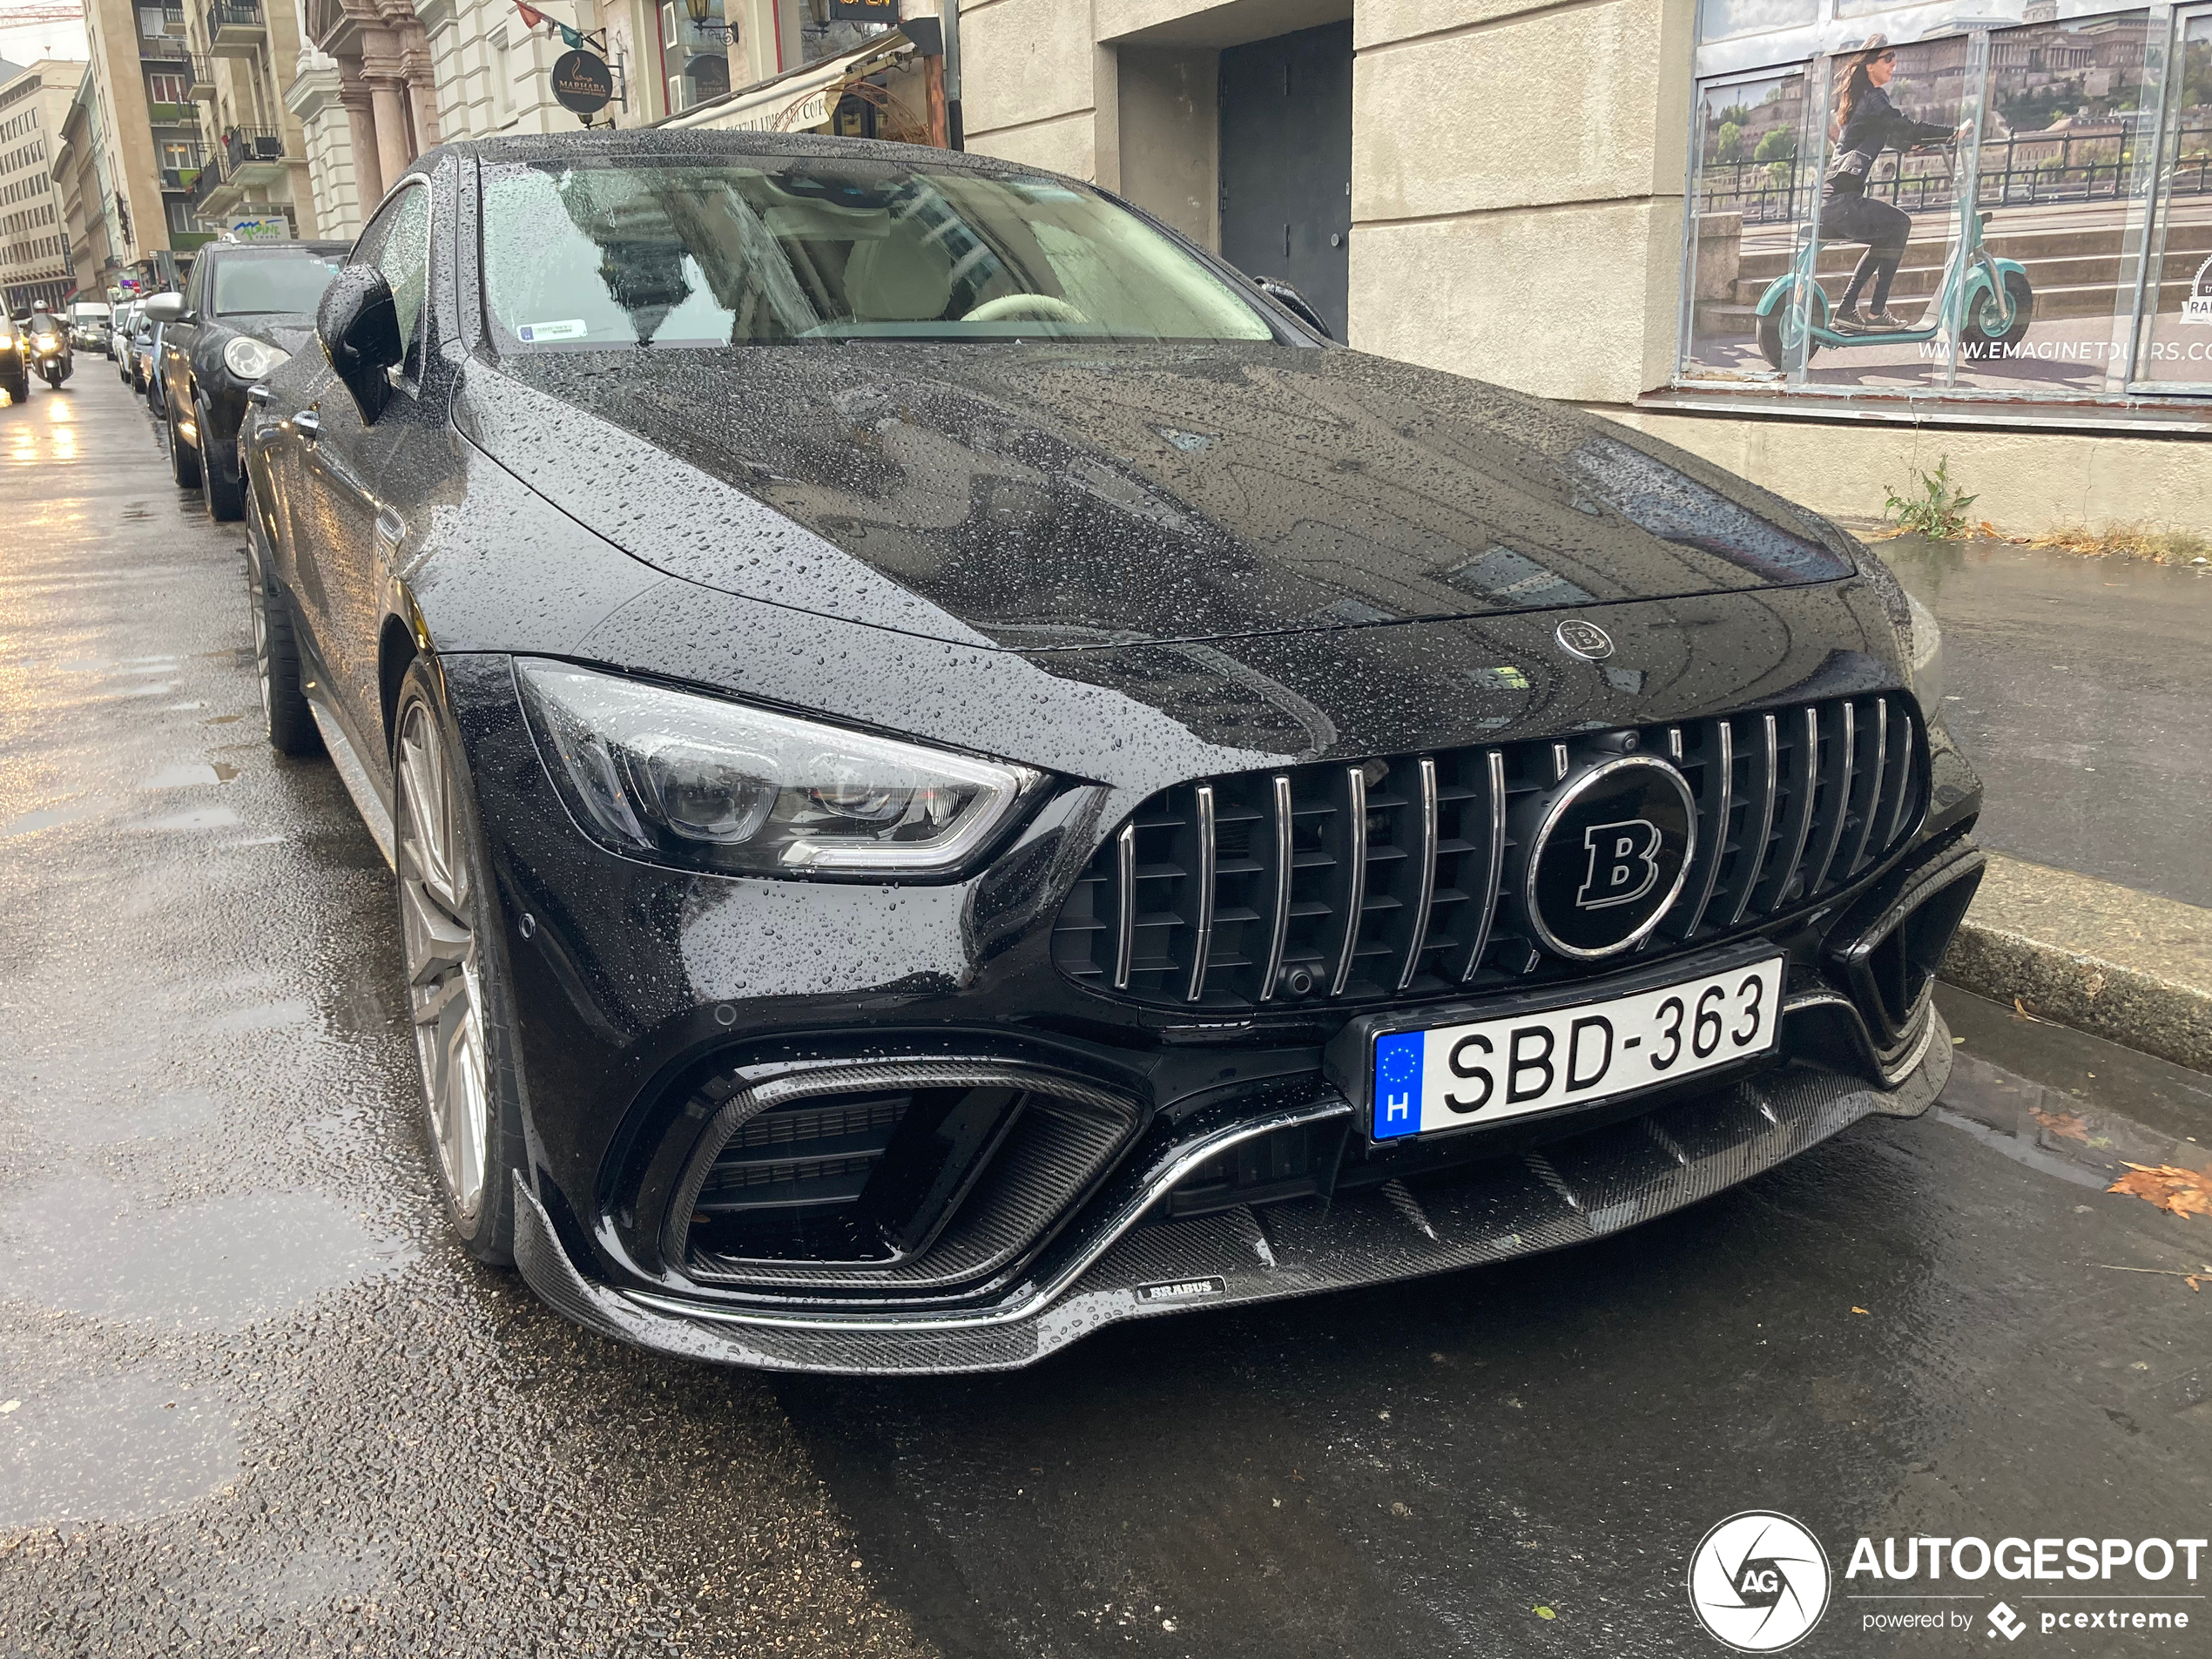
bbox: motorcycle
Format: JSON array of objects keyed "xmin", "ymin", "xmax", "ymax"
[{"xmin": 1754, "ymin": 145, "xmax": 2033, "ymax": 369}]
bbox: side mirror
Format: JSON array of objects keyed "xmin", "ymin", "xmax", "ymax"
[
  {"xmin": 143, "ymin": 292, "xmax": 186, "ymax": 323},
  {"xmin": 316, "ymin": 263, "xmax": 402, "ymax": 423},
  {"xmin": 1252, "ymin": 275, "xmax": 1333, "ymax": 341}
]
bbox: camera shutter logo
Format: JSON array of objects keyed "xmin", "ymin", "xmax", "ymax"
[{"xmin": 1687, "ymin": 1511, "xmax": 1831, "ymax": 1652}]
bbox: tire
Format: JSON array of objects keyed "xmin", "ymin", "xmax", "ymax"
[
  {"xmin": 203, "ymin": 404, "xmax": 245, "ymax": 520},
  {"xmin": 168, "ymin": 401, "xmax": 202, "ymax": 489},
  {"xmin": 1961, "ymin": 269, "xmax": 2033, "ymax": 361},
  {"xmin": 392, "ymin": 658, "xmax": 527, "ymax": 1265},
  {"xmin": 242, "ymin": 483, "xmax": 323, "ymax": 758},
  {"xmin": 1756, "ymin": 286, "xmax": 1827, "ymax": 370},
  {"xmin": 2, "ymin": 370, "xmax": 24, "ymax": 405}
]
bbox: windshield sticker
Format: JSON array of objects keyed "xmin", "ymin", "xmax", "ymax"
[{"xmin": 516, "ymin": 320, "xmax": 589, "ymax": 342}]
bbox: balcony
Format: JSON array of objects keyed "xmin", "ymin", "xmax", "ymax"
[
  {"xmin": 206, "ymin": 0, "xmax": 266, "ymax": 57},
  {"xmin": 187, "ymin": 54, "xmax": 217, "ymax": 101},
  {"xmin": 138, "ymin": 35, "xmax": 192, "ymax": 67},
  {"xmin": 188, "ymin": 152, "xmax": 229, "ymax": 213},
  {"xmin": 146, "ymin": 101, "xmax": 199, "ymax": 128},
  {"xmin": 223, "ymin": 125, "xmax": 287, "ymax": 185},
  {"xmin": 159, "ymin": 165, "xmax": 203, "ymax": 192}
]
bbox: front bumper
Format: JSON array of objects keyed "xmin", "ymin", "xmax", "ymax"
[{"xmin": 514, "ymin": 1011, "xmax": 1950, "ymax": 1375}]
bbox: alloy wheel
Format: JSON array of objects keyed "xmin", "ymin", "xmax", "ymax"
[{"xmin": 395, "ymin": 698, "xmax": 490, "ymax": 1222}]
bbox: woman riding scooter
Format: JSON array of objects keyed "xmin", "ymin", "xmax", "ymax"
[{"xmin": 1823, "ymin": 37, "xmax": 1971, "ymax": 331}]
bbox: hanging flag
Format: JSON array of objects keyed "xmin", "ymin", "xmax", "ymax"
[
  {"xmin": 515, "ymin": 1, "xmax": 549, "ymax": 30},
  {"xmin": 557, "ymin": 22, "xmax": 583, "ymax": 48}
]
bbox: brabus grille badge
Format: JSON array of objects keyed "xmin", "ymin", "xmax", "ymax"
[{"xmin": 1135, "ymin": 1276, "xmax": 1227, "ymax": 1303}]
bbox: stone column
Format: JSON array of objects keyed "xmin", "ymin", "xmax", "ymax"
[
  {"xmin": 337, "ymin": 70, "xmax": 385, "ymax": 208},
  {"xmin": 401, "ymin": 42, "xmax": 442, "ymax": 151},
  {"xmin": 359, "ymin": 27, "xmax": 415, "ymax": 191}
]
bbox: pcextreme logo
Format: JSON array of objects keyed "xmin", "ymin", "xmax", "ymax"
[{"xmin": 1689, "ymin": 1516, "xmax": 2208, "ymax": 1648}]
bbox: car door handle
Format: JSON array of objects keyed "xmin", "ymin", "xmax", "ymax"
[{"xmin": 294, "ymin": 408, "xmax": 320, "ymax": 440}]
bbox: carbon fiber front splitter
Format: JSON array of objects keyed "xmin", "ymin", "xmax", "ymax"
[{"xmin": 512, "ymin": 1009, "xmax": 1951, "ymax": 1376}]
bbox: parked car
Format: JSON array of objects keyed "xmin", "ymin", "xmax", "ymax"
[
  {"xmin": 126, "ymin": 306, "xmax": 159, "ymax": 395},
  {"xmin": 146, "ymin": 238, "xmax": 347, "ymax": 518},
  {"xmin": 0, "ymin": 312, "xmax": 26, "ymax": 404},
  {"xmin": 112, "ymin": 300, "xmax": 139, "ymax": 374},
  {"xmin": 68, "ymin": 300, "xmax": 111, "ymax": 352},
  {"xmin": 241, "ymin": 132, "xmax": 1982, "ymax": 1375}
]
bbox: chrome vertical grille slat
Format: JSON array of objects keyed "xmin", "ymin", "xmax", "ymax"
[
  {"xmin": 1184, "ymin": 786, "xmax": 1217, "ymax": 1003},
  {"xmin": 1055, "ymin": 692, "xmax": 1929, "ymax": 1011},
  {"xmin": 1257, "ymin": 774, "xmax": 1293, "ymax": 1001},
  {"xmin": 1456, "ymin": 749, "xmax": 1507, "ymax": 982},
  {"xmin": 1805, "ymin": 700, "xmax": 1857, "ymax": 895},
  {"xmin": 1396, "ymin": 758, "xmax": 1440, "ymax": 992},
  {"xmin": 1723, "ymin": 713, "xmax": 1780, "ymax": 928},
  {"xmin": 1841, "ymin": 698, "xmax": 1888, "ymax": 878},
  {"xmin": 1678, "ymin": 717, "xmax": 1733, "ymax": 937},
  {"xmin": 1329, "ymin": 766, "xmax": 1368, "ymax": 997}
]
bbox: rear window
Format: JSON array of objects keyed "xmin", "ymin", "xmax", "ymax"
[{"xmin": 212, "ymin": 253, "xmax": 345, "ymax": 318}]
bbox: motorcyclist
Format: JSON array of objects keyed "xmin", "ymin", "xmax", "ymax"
[{"xmin": 24, "ymin": 307, "xmax": 72, "ymax": 386}]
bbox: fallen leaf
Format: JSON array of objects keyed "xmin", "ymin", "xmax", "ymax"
[
  {"xmin": 2031, "ymin": 1108, "xmax": 2093, "ymax": 1143},
  {"xmin": 1534, "ymin": 1606, "xmax": 1557, "ymax": 1621},
  {"xmin": 1851, "ymin": 1305, "xmax": 1871, "ymax": 1315},
  {"xmin": 2106, "ymin": 1163, "xmax": 2212, "ymax": 1220},
  {"xmin": 2188, "ymin": 1277, "xmax": 2202, "ymax": 1293},
  {"xmin": 2013, "ymin": 997, "xmax": 2053, "ymax": 1025}
]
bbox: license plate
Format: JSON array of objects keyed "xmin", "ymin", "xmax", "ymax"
[{"xmin": 1369, "ymin": 956, "xmax": 1784, "ymax": 1140}]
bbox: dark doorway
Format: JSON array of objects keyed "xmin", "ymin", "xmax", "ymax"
[{"xmin": 1217, "ymin": 20, "xmax": 1352, "ymax": 339}]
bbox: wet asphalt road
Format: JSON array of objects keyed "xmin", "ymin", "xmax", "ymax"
[
  {"xmin": 1881, "ymin": 536, "xmax": 2212, "ymax": 909},
  {"xmin": 2, "ymin": 371, "xmax": 2208, "ymax": 1657}
]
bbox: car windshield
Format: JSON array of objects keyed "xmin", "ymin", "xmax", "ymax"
[
  {"xmin": 212, "ymin": 253, "xmax": 344, "ymax": 318},
  {"xmin": 480, "ymin": 156, "xmax": 1278, "ymax": 347}
]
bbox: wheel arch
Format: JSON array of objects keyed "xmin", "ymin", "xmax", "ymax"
[{"xmin": 380, "ymin": 610, "xmax": 424, "ymax": 753}]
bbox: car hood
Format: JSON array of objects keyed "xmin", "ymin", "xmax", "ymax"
[{"xmin": 455, "ymin": 341, "xmax": 1856, "ymax": 651}]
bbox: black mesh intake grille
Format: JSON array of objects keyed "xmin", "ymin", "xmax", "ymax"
[
  {"xmin": 1051, "ymin": 691, "xmax": 1926, "ymax": 1010},
  {"xmin": 670, "ymin": 1062, "xmax": 1144, "ymax": 1298}
]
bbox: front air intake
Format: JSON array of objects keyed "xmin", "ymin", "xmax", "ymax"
[{"xmin": 664, "ymin": 1062, "xmax": 1143, "ymax": 1298}]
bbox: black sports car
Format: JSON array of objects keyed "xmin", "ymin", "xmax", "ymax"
[
  {"xmin": 147, "ymin": 239, "xmax": 347, "ymax": 518},
  {"xmin": 241, "ymin": 132, "xmax": 1982, "ymax": 1375}
]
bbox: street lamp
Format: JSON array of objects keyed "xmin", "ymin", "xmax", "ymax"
[{"xmin": 682, "ymin": 0, "xmax": 733, "ymax": 43}]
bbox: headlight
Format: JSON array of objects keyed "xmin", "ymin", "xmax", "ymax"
[
  {"xmin": 1904, "ymin": 589, "xmax": 1945, "ymax": 711},
  {"xmin": 516, "ymin": 660, "xmax": 1042, "ymax": 877},
  {"xmin": 224, "ymin": 336, "xmax": 291, "ymax": 381},
  {"xmin": 35, "ymin": 337, "xmax": 59, "ymax": 354}
]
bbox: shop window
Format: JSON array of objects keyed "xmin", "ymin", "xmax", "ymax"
[{"xmin": 1677, "ymin": 2, "xmax": 2198, "ymax": 409}]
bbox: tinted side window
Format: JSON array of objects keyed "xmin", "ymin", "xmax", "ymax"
[{"xmin": 363, "ymin": 186, "xmax": 431, "ymax": 369}]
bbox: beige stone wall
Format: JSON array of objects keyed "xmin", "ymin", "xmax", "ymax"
[
  {"xmin": 1116, "ymin": 45, "xmax": 1217, "ymax": 246},
  {"xmin": 1603, "ymin": 407, "xmax": 2212, "ymax": 538}
]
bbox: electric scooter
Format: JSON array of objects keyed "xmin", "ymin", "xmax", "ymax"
[{"xmin": 1753, "ymin": 147, "xmax": 2033, "ymax": 369}]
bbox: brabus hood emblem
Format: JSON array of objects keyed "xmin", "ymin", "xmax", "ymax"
[{"xmin": 1555, "ymin": 619, "xmax": 1615, "ymax": 660}]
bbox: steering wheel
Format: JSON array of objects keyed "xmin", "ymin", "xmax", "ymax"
[{"xmin": 961, "ymin": 293, "xmax": 1089, "ymax": 326}]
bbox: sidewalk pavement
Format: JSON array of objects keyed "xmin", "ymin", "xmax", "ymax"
[{"xmin": 1874, "ymin": 536, "xmax": 2212, "ymax": 1078}]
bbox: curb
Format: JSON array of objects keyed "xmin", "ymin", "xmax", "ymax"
[{"xmin": 1939, "ymin": 853, "xmax": 2212, "ymax": 1075}]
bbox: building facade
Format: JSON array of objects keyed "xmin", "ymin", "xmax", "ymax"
[
  {"xmin": 182, "ymin": 0, "xmax": 325, "ymax": 239},
  {"xmin": 0, "ymin": 59, "xmax": 81, "ymax": 312},
  {"xmin": 949, "ymin": 0, "xmax": 2212, "ymax": 536},
  {"xmin": 63, "ymin": 0, "xmax": 209, "ymax": 297}
]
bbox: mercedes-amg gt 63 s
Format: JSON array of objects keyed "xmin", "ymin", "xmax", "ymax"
[{"xmin": 241, "ymin": 131, "xmax": 1982, "ymax": 1374}]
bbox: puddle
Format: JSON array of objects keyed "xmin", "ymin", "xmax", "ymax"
[
  {"xmin": 0, "ymin": 1176, "xmax": 408, "ymax": 1333},
  {"xmin": 142, "ymin": 806, "xmax": 242, "ymax": 832},
  {"xmin": 0, "ymin": 1372, "xmax": 239, "ymax": 1529},
  {"xmin": 141, "ymin": 764, "xmax": 224, "ymax": 790},
  {"xmin": 0, "ymin": 799, "xmax": 108, "ymax": 839},
  {"xmin": 38, "ymin": 1088, "xmax": 221, "ymax": 1148},
  {"xmin": 203, "ymin": 999, "xmax": 312, "ymax": 1035}
]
